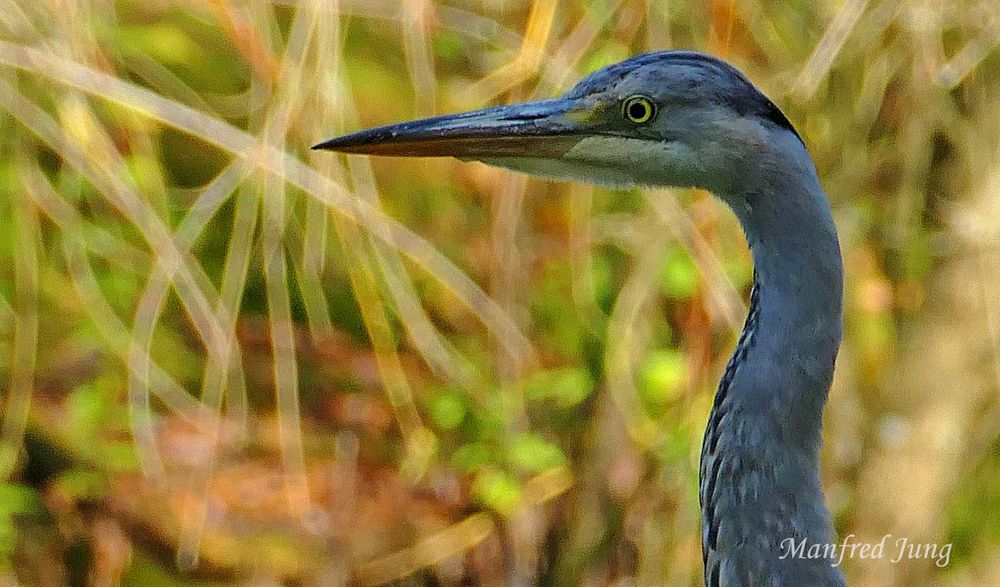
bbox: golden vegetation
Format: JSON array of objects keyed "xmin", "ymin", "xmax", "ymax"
[{"xmin": 0, "ymin": 0, "xmax": 999, "ymax": 584}]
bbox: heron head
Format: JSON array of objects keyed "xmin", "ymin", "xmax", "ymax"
[{"xmin": 313, "ymin": 51, "xmax": 803, "ymax": 195}]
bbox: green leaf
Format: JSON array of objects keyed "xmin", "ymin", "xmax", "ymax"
[
  {"xmin": 0, "ymin": 484, "xmax": 42, "ymax": 516},
  {"xmin": 428, "ymin": 390, "xmax": 467, "ymax": 430},
  {"xmin": 103, "ymin": 442, "xmax": 140, "ymax": 472},
  {"xmin": 659, "ymin": 248, "xmax": 699, "ymax": 299},
  {"xmin": 639, "ymin": 348, "xmax": 687, "ymax": 407},
  {"xmin": 582, "ymin": 42, "xmax": 631, "ymax": 74},
  {"xmin": 508, "ymin": 433, "xmax": 566, "ymax": 473},
  {"xmin": 431, "ymin": 30, "xmax": 464, "ymax": 59},
  {"xmin": 472, "ymin": 468, "xmax": 521, "ymax": 515},
  {"xmin": 118, "ymin": 23, "xmax": 199, "ymax": 66},
  {"xmin": 452, "ymin": 442, "xmax": 490, "ymax": 473},
  {"xmin": 524, "ymin": 367, "xmax": 594, "ymax": 408},
  {"xmin": 65, "ymin": 382, "xmax": 105, "ymax": 440},
  {"xmin": 52, "ymin": 470, "xmax": 107, "ymax": 501}
]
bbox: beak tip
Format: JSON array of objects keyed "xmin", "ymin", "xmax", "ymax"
[
  {"xmin": 311, "ymin": 139, "xmax": 337, "ymax": 151},
  {"xmin": 313, "ymin": 133, "xmax": 374, "ymax": 153}
]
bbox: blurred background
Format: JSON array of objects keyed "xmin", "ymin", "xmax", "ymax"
[{"xmin": 0, "ymin": 0, "xmax": 999, "ymax": 585}]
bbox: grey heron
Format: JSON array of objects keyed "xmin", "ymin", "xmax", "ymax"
[{"xmin": 314, "ymin": 51, "xmax": 845, "ymax": 586}]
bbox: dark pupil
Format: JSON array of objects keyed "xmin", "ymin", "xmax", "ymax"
[{"xmin": 629, "ymin": 101, "xmax": 647, "ymax": 120}]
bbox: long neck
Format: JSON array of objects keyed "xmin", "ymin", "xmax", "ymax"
[{"xmin": 699, "ymin": 134, "xmax": 845, "ymax": 586}]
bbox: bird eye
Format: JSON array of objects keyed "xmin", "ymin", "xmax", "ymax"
[{"xmin": 623, "ymin": 95, "xmax": 655, "ymax": 124}]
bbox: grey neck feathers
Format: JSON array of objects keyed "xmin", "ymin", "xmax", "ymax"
[{"xmin": 699, "ymin": 131, "xmax": 845, "ymax": 586}]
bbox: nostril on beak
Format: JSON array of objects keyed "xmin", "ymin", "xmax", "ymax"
[{"xmin": 501, "ymin": 110, "xmax": 549, "ymax": 121}]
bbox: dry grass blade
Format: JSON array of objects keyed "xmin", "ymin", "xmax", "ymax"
[
  {"xmin": 341, "ymin": 147, "xmax": 480, "ymax": 386},
  {"xmin": 333, "ymin": 212, "xmax": 427, "ymax": 459},
  {"xmin": 402, "ymin": 0, "xmax": 438, "ymax": 115},
  {"xmin": 645, "ymin": 190, "xmax": 745, "ymax": 329},
  {"xmin": 0, "ymin": 41, "xmax": 536, "ymax": 369},
  {"xmin": 355, "ymin": 467, "xmax": 572, "ymax": 585},
  {"xmin": 464, "ymin": 0, "xmax": 558, "ymax": 103},
  {"xmin": 355, "ymin": 513, "xmax": 496, "ymax": 585},
  {"xmin": 567, "ymin": 185, "xmax": 607, "ymax": 332},
  {"xmin": 154, "ymin": 168, "xmax": 258, "ymax": 569},
  {"xmin": 937, "ymin": 32, "xmax": 1000, "ymax": 88},
  {"xmin": 542, "ymin": 0, "xmax": 629, "ymax": 91},
  {"xmin": 316, "ymin": 6, "xmax": 480, "ymax": 387},
  {"xmin": 17, "ymin": 137, "xmax": 215, "ymax": 439},
  {"xmin": 604, "ymin": 229, "xmax": 673, "ymax": 446},
  {"xmin": 262, "ymin": 177, "xmax": 312, "ymax": 519},
  {"xmin": 0, "ymin": 184, "xmax": 39, "ymax": 481},
  {"xmin": 0, "ymin": 76, "xmax": 240, "ymax": 477},
  {"xmin": 793, "ymin": 0, "xmax": 872, "ymax": 100}
]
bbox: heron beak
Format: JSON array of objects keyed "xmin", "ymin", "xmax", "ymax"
[{"xmin": 311, "ymin": 99, "xmax": 590, "ymax": 159}]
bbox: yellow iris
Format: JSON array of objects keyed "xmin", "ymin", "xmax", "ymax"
[{"xmin": 623, "ymin": 95, "xmax": 655, "ymax": 124}]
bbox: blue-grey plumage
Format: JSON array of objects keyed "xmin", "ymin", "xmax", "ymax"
[{"xmin": 314, "ymin": 50, "xmax": 845, "ymax": 586}]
